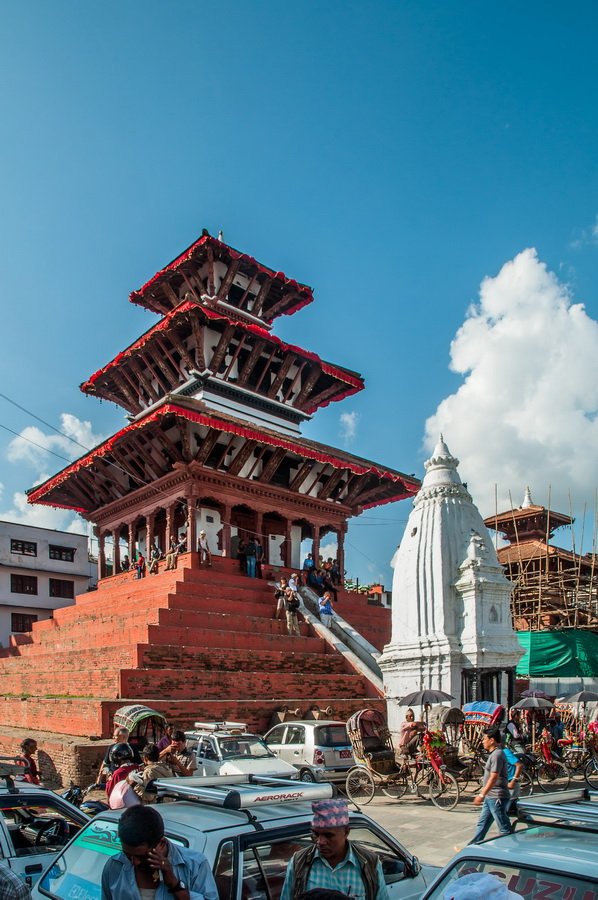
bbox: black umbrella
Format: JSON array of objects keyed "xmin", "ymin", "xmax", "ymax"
[
  {"xmin": 520, "ymin": 689, "xmax": 550, "ymax": 699},
  {"xmin": 563, "ymin": 690, "xmax": 598, "ymax": 704},
  {"xmin": 398, "ymin": 689, "xmax": 455, "ymax": 707},
  {"xmin": 512, "ymin": 697, "xmax": 553, "ymax": 710}
]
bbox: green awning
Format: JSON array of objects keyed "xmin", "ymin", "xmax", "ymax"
[{"xmin": 516, "ymin": 630, "xmax": 598, "ymax": 677}]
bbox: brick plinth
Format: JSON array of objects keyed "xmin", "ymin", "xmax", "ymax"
[{"xmin": 0, "ymin": 558, "xmax": 389, "ymax": 784}]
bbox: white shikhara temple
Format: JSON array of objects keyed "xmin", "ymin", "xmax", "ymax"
[{"xmin": 379, "ymin": 437, "xmax": 523, "ymax": 733}]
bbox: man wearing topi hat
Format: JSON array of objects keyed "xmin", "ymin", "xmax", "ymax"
[
  {"xmin": 280, "ymin": 799, "xmax": 389, "ymax": 900},
  {"xmin": 197, "ymin": 530, "xmax": 212, "ymax": 567}
]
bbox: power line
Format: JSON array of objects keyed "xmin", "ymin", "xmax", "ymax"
[
  {"xmin": 0, "ymin": 392, "xmax": 91, "ymax": 452},
  {"xmin": 0, "ymin": 422, "xmax": 73, "ymax": 463}
]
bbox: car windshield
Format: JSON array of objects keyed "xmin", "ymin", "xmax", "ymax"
[
  {"xmin": 424, "ymin": 857, "xmax": 598, "ymax": 900},
  {"xmin": 315, "ymin": 725, "xmax": 350, "ymax": 747},
  {"xmin": 37, "ymin": 817, "xmax": 191, "ymax": 900},
  {"xmin": 219, "ymin": 736, "xmax": 274, "ymax": 759}
]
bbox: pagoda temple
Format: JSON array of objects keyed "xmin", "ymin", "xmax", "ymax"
[
  {"xmin": 0, "ymin": 231, "xmax": 419, "ymax": 784},
  {"xmin": 28, "ymin": 231, "xmax": 419, "ymax": 575}
]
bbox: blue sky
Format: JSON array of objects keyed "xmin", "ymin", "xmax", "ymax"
[{"xmin": 1, "ymin": 2, "xmax": 598, "ymax": 585}]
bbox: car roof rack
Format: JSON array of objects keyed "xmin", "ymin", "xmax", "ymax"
[
  {"xmin": 153, "ymin": 774, "xmax": 333, "ymax": 809},
  {"xmin": 0, "ymin": 757, "xmax": 31, "ymax": 791},
  {"xmin": 192, "ymin": 722, "xmax": 248, "ymax": 733},
  {"xmin": 518, "ymin": 787, "xmax": 598, "ymax": 831}
]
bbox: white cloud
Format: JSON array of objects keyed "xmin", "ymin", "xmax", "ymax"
[
  {"xmin": 6, "ymin": 414, "xmax": 103, "ymax": 468},
  {"xmin": 340, "ymin": 411, "xmax": 359, "ymax": 442},
  {"xmin": 570, "ymin": 214, "xmax": 598, "ymax": 248},
  {"xmin": 319, "ymin": 541, "xmax": 338, "ymax": 561},
  {"xmin": 425, "ymin": 248, "xmax": 598, "ymax": 518},
  {"xmin": 0, "ymin": 487, "xmax": 86, "ymax": 533}
]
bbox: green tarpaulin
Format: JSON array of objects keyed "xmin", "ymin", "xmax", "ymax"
[{"xmin": 516, "ymin": 630, "xmax": 598, "ymax": 677}]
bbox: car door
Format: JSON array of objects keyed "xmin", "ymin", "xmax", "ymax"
[
  {"xmin": 196, "ymin": 737, "xmax": 220, "ymax": 776},
  {"xmin": 240, "ymin": 822, "xmax": 426, "ymax": 900},
  {"xmin": 280, "ymin": 725, "xmax": 306, "ymax": 769},
  {"xmin": 0, "ymin": 792, "xmax": 87, "ymax": 886},
  {"xmin": 264, "ymin": 725, "xmax": 287, "ymax": 759}
]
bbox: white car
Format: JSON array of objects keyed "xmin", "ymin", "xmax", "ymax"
[
  {"xmin": 0, "ymin": 759, "xmax": 89, "ymax": 888},
  {"xmin": 185, "ymin": 724, "xmax": 299, "ymax": 779},
  {"xmin": 34, "ymin": 776, "xmax": 439, "ymax": 900},
  {"xmin": 264, "ymin": 719, "xmax": 355, "ymax": 783}
]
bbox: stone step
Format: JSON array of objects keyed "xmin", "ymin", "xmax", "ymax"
[
  {"xmin": 138, "ymin": 644, "xmax": 346, "ymax": 674},
  {"xmin": 156, "ymin": 608, "xmax": 311, "ymax": 636},
  {"xmin": 119, "ymin": 668, "xmax": 368, "ymax": 701},
  {"xmin": 146, "ymin": 624, "xmax": 325, "ymax": 654}
]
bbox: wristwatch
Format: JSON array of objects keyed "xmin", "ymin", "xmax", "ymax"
[{"xmin": 169, "ymin": 880, "xmax": 187, "ymax": 893}]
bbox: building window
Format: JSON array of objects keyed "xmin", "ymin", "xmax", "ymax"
[
  {"xmin": 11, "ymin": 613, "xmax": 38, "ymax": 633},
  {"xmin": 10, "ymin": 539, "xmax": 37, "ymax": 556},
  {"xmin": 10, "ymin": 574, "xmax": 38, "ymax": 595},
  {"xmin": 49, "ymin": 545, "xmax": 76, "ymax": 562},
  {"xmin": 49, "ymin": 578, "xmax": 75, "ymax": 599}
]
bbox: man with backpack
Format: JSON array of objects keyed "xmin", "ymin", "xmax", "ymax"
[{"xmin": 284, "ymin": 587, "xmax": 301, "ymax": 636}]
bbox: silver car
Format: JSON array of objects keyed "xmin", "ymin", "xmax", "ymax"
[
  {"xmin": 34, "ymin": 777, "xmax": 438, "ymax": 900},
  {"xmin": 264, "ymin": 719, "xmax": 355, "ymax": 782}
]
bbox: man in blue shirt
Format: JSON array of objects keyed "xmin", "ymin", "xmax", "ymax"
[
  {"xmin": 280, "ymin": 799, "xmax": 389, "ymax": 900},
  {"xmin": 101, "ymin": 805, "xmax": 218, "ymax": 900}
]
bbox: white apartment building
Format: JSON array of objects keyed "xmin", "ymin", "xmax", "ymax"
[{"xmin": 0, "ymin": 521, "xmax": 93, "ymax": 648}]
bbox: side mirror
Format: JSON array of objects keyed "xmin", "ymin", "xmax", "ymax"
[
  {"xmin": 381, "ymin": 858, "xmax": 406, "ymax": 883},
  {"xmin": 411, "ymin": 856, "xmax": 421, "ymax": 876}
]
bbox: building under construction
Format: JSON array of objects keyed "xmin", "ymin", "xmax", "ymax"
[{"xmin": 484, "ymin": 488, "xmax": 598, "ymax": 689}]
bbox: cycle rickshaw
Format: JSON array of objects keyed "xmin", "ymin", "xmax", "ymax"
[{"xmin": 344, "ymin": 708, "xmax": 460, "ymax": 810}]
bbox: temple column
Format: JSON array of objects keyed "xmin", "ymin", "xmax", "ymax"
[
  {"xmin": 337, "ymin": 524, "xmax": 347, "ymax": 585},
  {"xmin": 112, "ymin": 528, "xmax": 121, "ymax": 574},
  {"xmin": 147, "ymin": 512, "xmax": 156, "ymax": 551},
  {"xmin": 186, "ymin": 497, "xmax": 198, "ymax": 553},
  {"xmin": 98, "ymin": 530, "xmax": 106, "ymax": 581},
  {"xmin": 255, "ymin": 511, "xmax": 264, "ymax": 559},
  {"xmin": 312, "ymin": 524, "xmax": 321, "ymax": 566},
  {"xmin": 284, "ymin": 520, "xmax": 293, "ymax": 568},
  {"xmin": 222, "ymin": 504, "xmax": 232, "ymax": 558},
  {"xmin": 166, "ymin": 504, "xmax": 174, "ymax": 548},
  {"xmin": 127, "ymin": 521, "xmax": 135, "ymax": 563}
]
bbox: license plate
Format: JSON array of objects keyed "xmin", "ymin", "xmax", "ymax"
[{"xmin": 339, "ymin": 749, "xmax": 352, "ymax": 759}]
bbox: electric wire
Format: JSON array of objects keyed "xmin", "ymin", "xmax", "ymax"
[{"xmin": 0, "ymin": 390, "xmax": 402, "ymax": 576}]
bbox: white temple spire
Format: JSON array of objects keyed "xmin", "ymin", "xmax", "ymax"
[
  {"xmin": 521, "ymin": 486, "xmax": 534, "ymax": 508},
  {"xmin": 379, "ymin": 434, "xmax": 523, "ymax": 733}
]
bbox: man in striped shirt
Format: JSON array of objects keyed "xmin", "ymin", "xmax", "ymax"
[{"xmin": 280, "ymin": 799, "xmax": 388, "ymax": 900}]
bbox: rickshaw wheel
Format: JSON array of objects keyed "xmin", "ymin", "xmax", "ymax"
[
  {"xmin": 584, "ymin": 757, "xmax": 598, "ymax": 790},
  {"xmin": 381, "ymin": 774, "xmax": 408, "ymax": 799},
  {"xmin": 537, "ymin": 760, "xmax": 570, "ymax": 792},
  {"xmin": 345, "ymin": 767, "xmax": 376, "ymax": 805},
  {"xmin": 428, "ymin": 770, "xmax": 460, "ymax": 810}
]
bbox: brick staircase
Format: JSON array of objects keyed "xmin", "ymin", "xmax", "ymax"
[{"xmin": 0, "ymin": 555, "xmax": 389, "ymax": 738}]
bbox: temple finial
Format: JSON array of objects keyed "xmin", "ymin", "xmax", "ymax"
[{"xmin": 521, "ymin": 486, "xmax": 533, "ymax": 508}]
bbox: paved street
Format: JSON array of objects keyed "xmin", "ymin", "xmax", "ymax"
[{"xmin": 356, "ymin": 791, "xmax": 484, "ymax": 867}]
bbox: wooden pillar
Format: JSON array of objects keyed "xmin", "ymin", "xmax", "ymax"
[
  {"xmin": 312, "ymin": 524, "xmax": 321, "ymax": 567},
  {"xmin": 284, "ymin": 520, "xmax": 293, "ymax": 568},
  {"xmin": 147, "ymin": 512, "xmax": 155, "ymax": 551},
  {"xmin": 98, "ymin": 531, "xmax": 106, "ymax": 581},
  {"xmin": 127, "ymin": 522, "xmax": 136, "ymax": 563},
  {"xmin": 186, "ymin": 497, "xmax": 198, "ymax": 553},
  {"xmin": 222, "ymin": 504, "xmax": 232, "ymax": 558},
  {"xmin": 166, "ymin": 504, "xmax": 174, "ymax": 548},
  {"xmin": 112, "ymin": 528, "xmax": 121, "ymax": 574},
  {"xmin": 337, "ymin": 524, "xmax": 347, "ymax": 585},
  {"xmin": 255, "ymin": 511, "xmax": 264, "ymax": 561}
]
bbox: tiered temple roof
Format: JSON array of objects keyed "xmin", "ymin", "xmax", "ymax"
[{"xmin": 28, "ymin": 231, "xmax": 419, "ymax": 580}]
